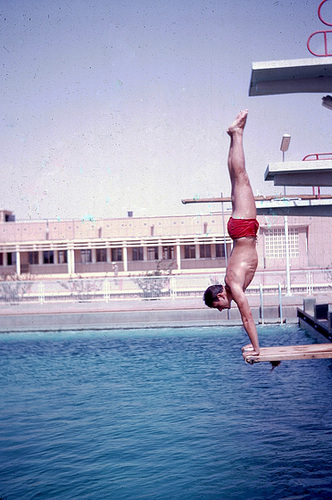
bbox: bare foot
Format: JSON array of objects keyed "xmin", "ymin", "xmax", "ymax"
[{"xmin": 227, "ymin": 110, "xmax": 248, "ymax": 136}]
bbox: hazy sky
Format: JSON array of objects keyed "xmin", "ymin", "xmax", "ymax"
[{"xmin": 2, "ymin": 0, "xmax": 331, "ymax": 221}]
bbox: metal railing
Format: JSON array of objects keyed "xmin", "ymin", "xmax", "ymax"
[
  {"xmin": 307, "ymin": 1, "xmax": 332, "ymax": 56},
  {"xmin": 307, "ymin": 30, "xmax": 332, "ymax": 56},
  {"xmin": 0, "ymin": 269, "xmax": 331, "ymax": 305},
  {"xmin": 302, "ymin": 153, "xmax": 332, "ymax": 161}
]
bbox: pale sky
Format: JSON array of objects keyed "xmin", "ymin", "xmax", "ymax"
[{"xmin": 1, "ymin": 0, "xmax": 331, "ymax": 221}]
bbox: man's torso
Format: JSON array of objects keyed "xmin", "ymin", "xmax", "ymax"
[{"xmin": 225, "ymin": 237, "xmax": 258, "ymax": 291}]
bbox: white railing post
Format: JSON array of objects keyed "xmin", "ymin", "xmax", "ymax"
[
  {"xmin": 38, "ymin": 282, "xmax": 45, "ymax": 304},
  {"xmin": 170, "ymin": 276, "xmax": 176, "ymax": 299},
  {"xmin": 103, "ymin": 279, "xmax": 110, "ymax": 302}
]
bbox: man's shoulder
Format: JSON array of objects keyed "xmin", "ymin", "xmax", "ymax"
[
  {"xmin": 225, "ymin": 276, "xmax": 246, "ymax": 297},
  {"xmin": 225, "ymin": 267, "xmax": 246, "ymax": 289},
  {"xmin": 227, "ymin": 282, "xmax": 248, "ymax": 310}
]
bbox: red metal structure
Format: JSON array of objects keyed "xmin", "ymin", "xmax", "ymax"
[
  {"xmin": 307, "ymin": 31, "xmax": 332, "ymax": 56},
  {"xmin": 318, "ymin": 0, "xmax": 332, "ymax": 26},
  {"xmin": 307, "ymin": 1, "xmax": 332, "ymax": 56},
  {"xmin": 302, "ymin": 153, "xmax": 332, "ymax": 161}
]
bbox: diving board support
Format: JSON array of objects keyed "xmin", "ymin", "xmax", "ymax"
[{"xmin": 243, "ymin": 343, "xmax": 332, "ymax": 364}]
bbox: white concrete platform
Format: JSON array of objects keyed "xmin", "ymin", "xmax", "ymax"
[
  {"xmin": 249, "ymin": 57, "xmax": 332, "ymax": 96},
  {"xmin": 264, "ymin": 160, "xmax": 332, "ymax": 186}
]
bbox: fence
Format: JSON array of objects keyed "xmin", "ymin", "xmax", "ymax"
[{"xmin": 0, "ymin": 269, "xmax": 331, "ymax": 305}]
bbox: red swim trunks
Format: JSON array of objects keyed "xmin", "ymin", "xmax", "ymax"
[{"xmin": 227, "ymin": 217, "xmax": 259, "ymax": 240}]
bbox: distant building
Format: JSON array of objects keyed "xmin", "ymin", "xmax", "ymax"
[{"xmin": 0, "ymin": 210, "xmax": 330, "ymax": 278}]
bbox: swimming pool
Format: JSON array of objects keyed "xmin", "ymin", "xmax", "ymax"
[{"xmin": 1, "ymin": 325, "xmax": 331, "ymax": 499}]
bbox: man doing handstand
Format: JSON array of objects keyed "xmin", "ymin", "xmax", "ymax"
[{"xmin": 203, "ymin": 110, "xmax": 260, "ymax": 356}]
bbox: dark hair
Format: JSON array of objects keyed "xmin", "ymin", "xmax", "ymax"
[{"xmin": 203, "ymin": 284, "xmax": 224, "ymax": 308}]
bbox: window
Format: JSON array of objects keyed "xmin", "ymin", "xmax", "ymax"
[
  {"xmin": 7, "ymin": 253, "xmax": 16, "ymax": 266},
  {"xmin": 29, "ymin": 251, "xmax": 39, "ymax": 265},
  {"xmin": 0, "ymin": 253, "xmax": 3, "ymax": 266},
  {"xmin": 184, "ymin": 245, "xmax": 196, "ymax": 259},
  {"xmin": 80, "ymin": 249, "xmax": 92, "ymax": 264},
  {"xmin": 43, "ymin": 251, "xmax": 54, "ymax": 264},
  {"xmin": 132, "ymin": 247, "xmax": 143, "ymax": 261},
  {"xmin": 111, "ymin": 248, "xmax": 123, "ymax": 262},
  {"xmin": 162, "ymin": 246, "xmax": 174, "ymax": 260},
  {"xmin": 265, "ymin": 228, "xmax": 299, "ymax": 259},
  {"xmin": 200, "ymin": 244, "xmax": 211, "ymax": 258},
  {"xmin": 96, "ymin": 248, "xmax": 107, "ymax": 263},
  {"xmin": 215, "ymin": 244, "xmax": 226, "ymax": 258},
  {"xmin": 58, "ymin": 250, "xmax": 67, "ymax": 264},
  {"xmin": 147, "ymin": 246, "xmax": 158, "ymax": 260}
]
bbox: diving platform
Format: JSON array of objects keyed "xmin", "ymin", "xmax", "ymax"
[
  {"xmin": 181, "ymin": 194, "xmax": 332, "ymax": 217},
  {"xmin": 249, "ymin": 57, "xmax": 332, "ymax": 96},
  {"xmin": 243, "ymin": 343, "xmax": 332, "ymax": 364},
  {"xmin": 264, "ymin": 160, "xmax": 332, "ymax": 187}
]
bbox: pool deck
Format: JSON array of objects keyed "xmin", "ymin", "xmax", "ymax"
[{"xmin": 0, "ymin": 293, "xmax": 331, "ymax": 333}]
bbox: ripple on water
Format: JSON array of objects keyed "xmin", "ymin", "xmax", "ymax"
[{"xmin": 0, "ymin": 325, "xmax": 331, "ymax": 499}]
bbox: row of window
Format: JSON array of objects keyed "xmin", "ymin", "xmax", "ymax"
[
  {"xmin": 0, "ymin": 230, "xmax": 300, "ymax": 266},
  {"xmin": 84, "ymin": 244, "xmax": 226, "ymax": 262},
  {"xmin": 0, "ymin": 244, "xmax": 226, "ymax": 266}
]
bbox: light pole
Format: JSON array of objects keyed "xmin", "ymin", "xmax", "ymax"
[
  {"xmin": 220, "ymin": 192, "xmax": 230, "ymax": 320},
  {"xmin": 280, "ymin": 134, "xmax": 292, "ymax": 296}
]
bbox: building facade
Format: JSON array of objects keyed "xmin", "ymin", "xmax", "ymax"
[{"xmin": 0, "ymin": 210, "xmax": 331, "ymax": 278}]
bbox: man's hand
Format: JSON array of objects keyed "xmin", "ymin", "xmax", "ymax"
[{"xmin": 242, "ymin": 344, "xmax": 260, "ymax": 356}]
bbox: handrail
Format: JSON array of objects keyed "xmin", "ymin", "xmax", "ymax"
[
  {"xmin": 318, "ymin": 0, "xmax": 332, "ymax": 27},
  {"xmin": 307, "ymin": 30, "xmax": 332, "ymax": 56},
  {"xmin": 302, "ymin": 153, "xmax": 332, "ymax": 161}
]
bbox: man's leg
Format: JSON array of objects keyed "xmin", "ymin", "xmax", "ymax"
[{"xmin": 227, "ymin": 110, "xmax": 256, "ymax": 219}]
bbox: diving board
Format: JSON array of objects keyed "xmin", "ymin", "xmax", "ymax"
[
  {"xmin": 243, "ymin": 343, "xmax": 332, "ymax": 364},
  {"xmin": 181, "ymin": 194, "xmax": 332, "ymax": 217}
]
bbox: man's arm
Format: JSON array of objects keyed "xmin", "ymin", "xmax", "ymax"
[{"xmin": 230, "ymin": 285, "xmax": 260, "ymax": 354}]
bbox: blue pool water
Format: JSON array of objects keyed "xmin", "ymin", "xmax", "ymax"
[{"xmin": 1, "ymin": 325, "xmax": 331, "ymax": 499}]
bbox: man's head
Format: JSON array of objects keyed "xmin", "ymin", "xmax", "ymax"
[{"xmin": 203, "ymin": 284, "xmax": 231, "ymax": 311}]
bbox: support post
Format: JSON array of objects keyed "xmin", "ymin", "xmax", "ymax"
[
  {"xmin": 176, "ymin": 242, "xmax": 181, "ymax": 271},
  {"xmin": 123, "ymin": 246, "xmax": 128, "ymax": 273},
  {"xmin": 15, "ymin": 247, "xmax": 21, "ymax": 276},
  {"xmin": 278, "ymin": 282, "xmax": 283, "ymax": 324},
  {"xmin": 284, "ymin": 215, "xmax": 291, "ymax": 296},
  {"xmin": 259, "ymin": 283, "xmax": 264, "ymax": 325},
  {"xmin": 221, "ymin": 192, "xmax": 230, "ymax": 320}
]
